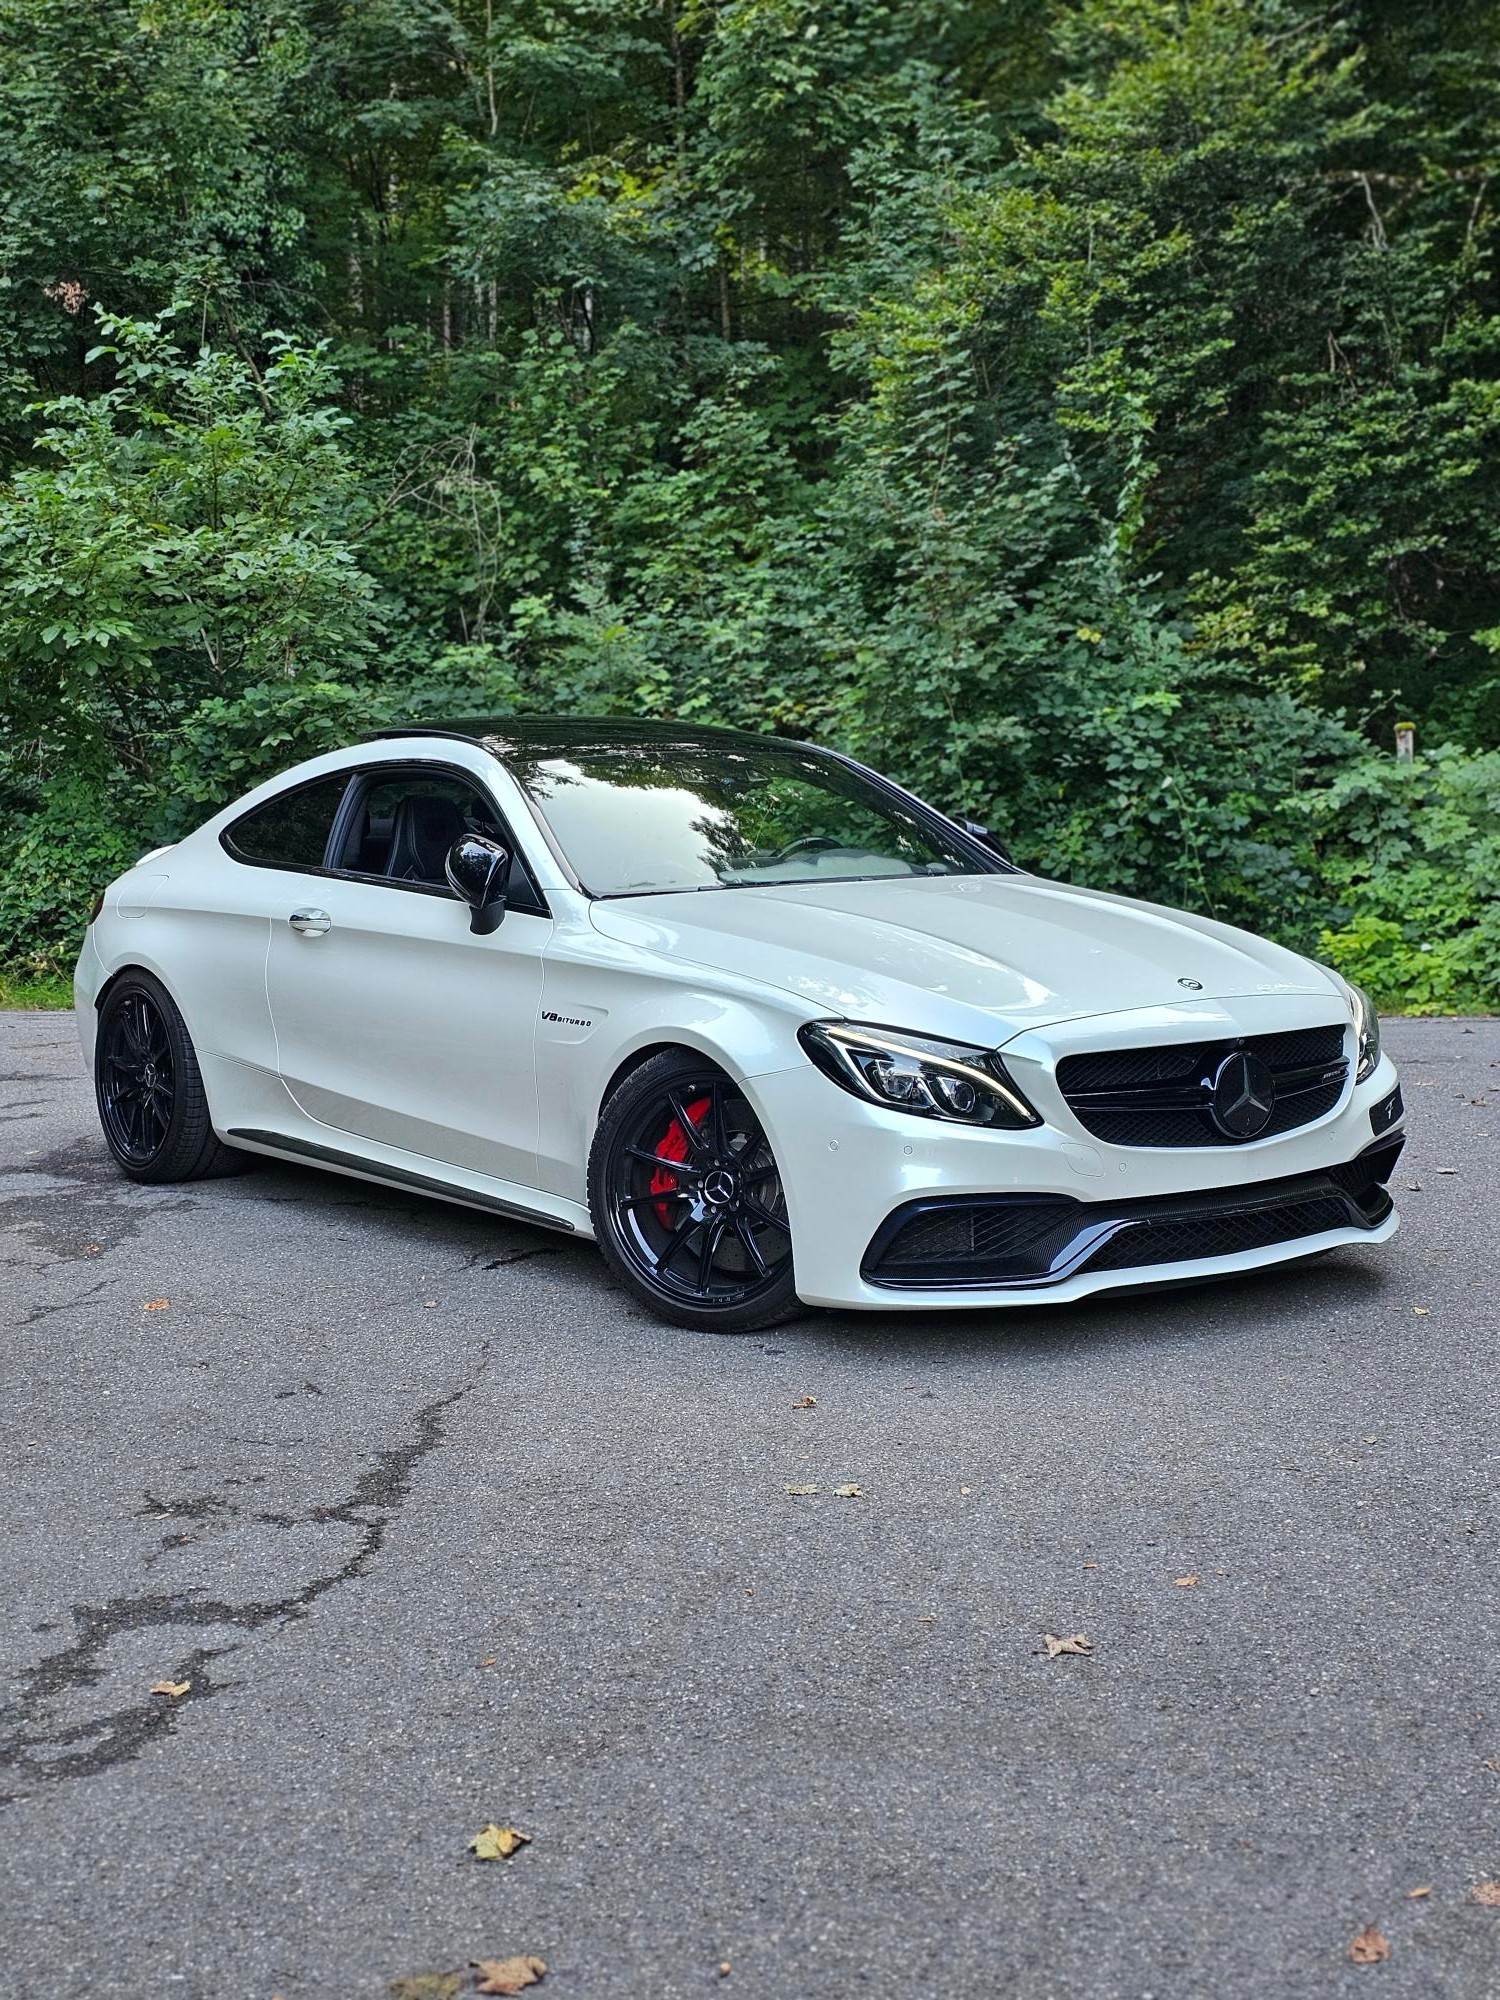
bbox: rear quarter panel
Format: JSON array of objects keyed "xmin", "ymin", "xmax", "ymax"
[{"xmin": 83, "ymin": 833, "xmax": 280, "ymax": 1075}]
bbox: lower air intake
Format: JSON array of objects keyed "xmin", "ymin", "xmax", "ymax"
[{"xmin": 863, "ymin": 1138, "xmax": 1402, "ymax": 1290}]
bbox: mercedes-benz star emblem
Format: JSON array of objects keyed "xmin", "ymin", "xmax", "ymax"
[
  {"xmin": 703, "ymin": 1168, "xmax": 737, "ymax": 1208},
  {"xmin": 1210, "ymin": 1050, "xmax": 1276, "ymax": 1140}
]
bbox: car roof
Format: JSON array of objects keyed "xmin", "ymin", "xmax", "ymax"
[{"xmin": 365, "ymin": 716, "xmax": 799, "ymax": 763}]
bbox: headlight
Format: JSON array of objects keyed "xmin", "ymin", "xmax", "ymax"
[
  {"xmin": 1349, "ymin": 981, "xmax": 1381, "ymax": 1082},
  {"xmin": 798, "ymin": 1020, "xmax": 1041, "ymax": 1129}
]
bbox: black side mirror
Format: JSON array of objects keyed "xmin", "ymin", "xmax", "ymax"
[
  {"xmin": 959, "ymin": 817, "xmax": 1013, "ymax": 864},
  {"xmin": 446, "ymin": 834, "xmax": 511, "ymax": 934}
]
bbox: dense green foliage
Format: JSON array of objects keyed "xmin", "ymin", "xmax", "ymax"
[{"xmin": 1, "ymin": 0, "xmax": 1497, "ymax": 1006}]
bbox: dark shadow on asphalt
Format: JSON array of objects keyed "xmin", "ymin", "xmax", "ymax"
[
  {"xmin": 47, "ymin": 1144, "xmax": 1408, "ymax": 1376},
  {"xmin": 784, "ymin": 1252, "xmax": 1393, "ymax": 1367},
  {"xmin": 185, "ymin": 1147, "xmax": 1400, "ymax": 1368}
]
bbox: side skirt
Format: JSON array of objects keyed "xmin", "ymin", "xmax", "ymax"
[{"xmin": 226, "ymin": 1126, "xmax": 579, "ymax": 1235}]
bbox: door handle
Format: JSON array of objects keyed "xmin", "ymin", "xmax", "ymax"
[{"xmin": 288, "ymin": 909, "xmax": 332, "ymax": 936}]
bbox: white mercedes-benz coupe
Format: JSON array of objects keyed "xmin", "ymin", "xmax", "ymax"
[{"xmin": 74, "ymin": 718, "xmax": 1405, "ymax": 1331}]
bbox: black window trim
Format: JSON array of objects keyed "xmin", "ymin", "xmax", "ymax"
[{"xmin": 221, "ymin": 759, "xmax": 551, "ymax": 919}]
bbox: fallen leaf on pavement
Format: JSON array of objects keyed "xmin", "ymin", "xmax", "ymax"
[
  {"xmin": 390, "ymin": 1975, "xmax": 463, "ymax": 2000},
  {"xmin": 1413, "ymin": 1306, "xmax": 1430, "ymax": 1316},
  {"xmin": 833, "ymin": 1484, "xmax": 863, "ymax": 1498},
  {"xmin": 150, "ymin": 1679, "xmax": 190, "ymax": 1698},
  {"xmin": 469, "ymin": 1825, "xmax": 531, "ymax": 1861},
  {"xmin": 1473, "ymin": 1883, "xmax": 1500, "ymax": 1907},
  {"xmin": 1406, "ymin": 1885, "xmax": 1432, "ymax": 1899},
  {"xmin": 1348, "ymin": 1925, "xmax": 1390, "ymax": 1964},
  {"xmin": 1174, "ymin": 1575, "xmax": 1199, "ymax": 1588},
  {"xmin": 472, "ymin": 1957, "xmax": 546, "ymax": 1995},
  {"xmin": 791, "ymin": 1396, "xmax": 816, "ymax": 1409},
  {"xmin": 142, "ymin": 1299, "xmax": 170, "ymax": 1311},
  {"xmin": 1044, "ymin": 1633, "xmax": 1092, "ymax": 1658},
  {"xmin": 1483, "ymin": 1759, "xmax": 1500, "ymax": 1774},
  {"xmin": 784, "ymin": 1483, "xmax": 819, "ymax": 1497},
  {"xmin": 478, "ymin": 1656, "xmax": 498, "ymax": 1668}
]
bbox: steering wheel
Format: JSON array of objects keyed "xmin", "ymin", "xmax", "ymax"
[{"xmin": 767, "ymin": 834, "xmax": 842, "ymax": 864}]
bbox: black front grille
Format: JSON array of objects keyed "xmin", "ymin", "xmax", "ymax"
[
  {"xmin": 1056, "ymin": 1023, "xmax": 1349, "ymax": 1148},
  {"xmin": 862, "ymin": 1136, "xmax": 1402, "ymax": 1290}
]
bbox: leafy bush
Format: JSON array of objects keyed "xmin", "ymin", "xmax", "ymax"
[
  {"xmin": 1308, "ymin": 748, "xmax": 1500, "ymax": 1013},
  {"xmin": 1, "ymin": 1, "xmax": 1496, "ymax": 1009}
]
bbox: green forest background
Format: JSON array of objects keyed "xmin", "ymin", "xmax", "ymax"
[{"xmin": 1, "ymin": 0, "xmax": 1498, "ymax": 1008}]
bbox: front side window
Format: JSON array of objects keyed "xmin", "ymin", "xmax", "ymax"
[
  {"xmin": 329, "ymin": 767, "xmax": 546, "ymax": 915},
  {"xmin": 223, "ymin": 775, "xmax": 349, "ymax": 870},
  {"xmin": 334, "ymin": 772, "xmax": 503, "ymax": 887},
  {"xmin": 501, "ymin": 741, "xmax": 981, "ymax": 897}
]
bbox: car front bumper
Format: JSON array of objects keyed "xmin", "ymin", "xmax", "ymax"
[{"xmin": 750, "ymin": 1031, "xmax": 1404, "ymax": 1312}]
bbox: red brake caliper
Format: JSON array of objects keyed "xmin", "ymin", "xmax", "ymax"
[{"xmin": 650, "ymin": 1094, "xmax": 711, "ymax": 1228}]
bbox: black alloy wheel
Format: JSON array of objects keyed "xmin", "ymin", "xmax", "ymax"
[
  {"xmin": 99, "ymin": 987, "xmax": 176, "ymax": 1165},
  {"xmin": 589, "ymin": 1050, "xmax": 799, "ymax": 1331},
  {"xmin": 94, "ymin": 972, "xmax": 248, "ymax": 1183}
]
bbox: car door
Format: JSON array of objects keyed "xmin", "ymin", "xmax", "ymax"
[{"xmin": 264, "ymin": 761, "xmax": 550, "ymax": 1190}]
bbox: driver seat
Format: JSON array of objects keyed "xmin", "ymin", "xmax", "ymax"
[{"xmin": 388, "ymin": 795, "xmax": 468, "ymax": 885}]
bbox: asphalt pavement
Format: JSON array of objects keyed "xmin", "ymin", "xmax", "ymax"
[{"xmin": 2, "ymin": 1011, "xmax": 1498, "ymax": 2000}]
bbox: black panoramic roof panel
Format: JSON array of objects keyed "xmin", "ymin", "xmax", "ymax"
[{"xmin": 366, "ymin": 715, "xmax": 789, "ymax": 761}]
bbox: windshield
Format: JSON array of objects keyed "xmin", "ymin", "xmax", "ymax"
[{"xmin": 500, "ymin": 739, "xmax": 981, "ymax": 897}]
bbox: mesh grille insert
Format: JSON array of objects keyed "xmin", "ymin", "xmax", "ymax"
[{"xmin": 1082, "ymin": 1196, "xmax": 1350, "ymax": 1273}]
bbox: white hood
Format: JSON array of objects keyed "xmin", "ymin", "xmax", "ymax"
[{"xmin": 587, "ymin": 872, "xmax": 1342, "ymax": 1046}]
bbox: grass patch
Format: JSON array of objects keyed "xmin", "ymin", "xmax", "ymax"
[{"xmin": 0, "ymin": 967, "xmax": 74, "ymax": 1009}]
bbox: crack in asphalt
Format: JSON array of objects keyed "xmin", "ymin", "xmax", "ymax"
[
  {"xmin": 16, "ymin": 1277, "xmax": 112, "ymax": 1328},
  {"xmin": 0, "ymin": 1358, "xmax": 488, "ymax": 1801}
]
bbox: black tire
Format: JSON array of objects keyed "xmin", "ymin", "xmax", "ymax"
[
  {"xmin": 588, "ymin": 1049, "xmax": 800, "ymax": 1333},
  {"xmin": 94, "ymin": 971, "xmax": 249, "ymax": 1184}
]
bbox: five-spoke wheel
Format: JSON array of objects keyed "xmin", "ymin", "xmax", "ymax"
[{"xmin": 589, "ymin": 1050, "xmax": 798, "ymax": 1331}]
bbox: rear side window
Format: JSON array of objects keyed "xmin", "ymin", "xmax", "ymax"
[{"xmin": 222, "ymin": 775, "xmax": 349, "ymax": 870}]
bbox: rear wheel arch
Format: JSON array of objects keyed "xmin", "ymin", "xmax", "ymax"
[{"xmin": 95, "ymin": 961, "xmax": 156, "ymax": 1011}]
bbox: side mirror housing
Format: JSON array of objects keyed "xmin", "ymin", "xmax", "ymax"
[
  {"xmin": 959, "ymin": 817, "xmax": 1013, "ymax": 865},
  {"xmin": 446, "ymin": 835, "xmax": 511, "ymax": 934}
]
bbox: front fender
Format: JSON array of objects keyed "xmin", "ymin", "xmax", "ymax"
[{"xmin": 532, "ymin": 930, "xmax": 811, "ymax": 1204}]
